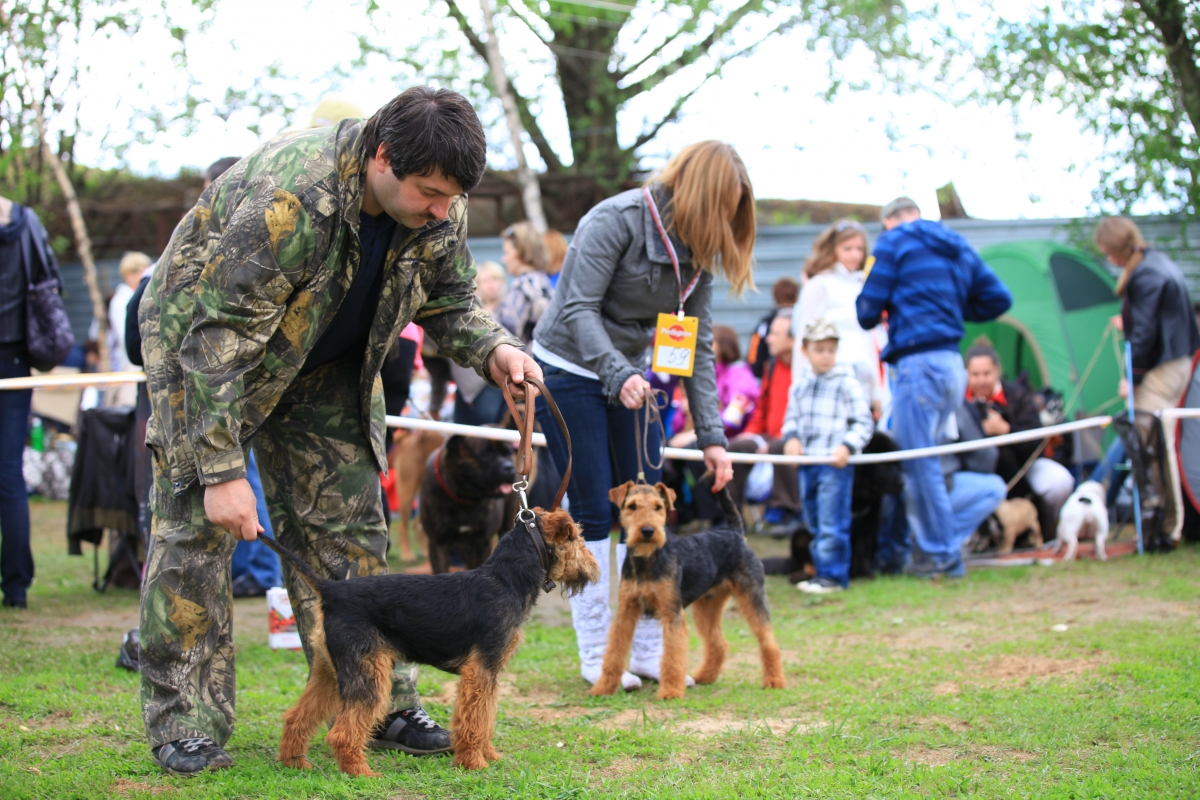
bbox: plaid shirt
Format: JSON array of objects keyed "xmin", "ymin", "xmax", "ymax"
[{"xmin": 781, "ymin": 364, "xmax": 873, "ymax": 456}]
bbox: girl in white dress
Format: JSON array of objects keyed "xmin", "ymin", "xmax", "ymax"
[{"xmin": 792, "ymin": 220, "xmax": 887, "ymax": 417}]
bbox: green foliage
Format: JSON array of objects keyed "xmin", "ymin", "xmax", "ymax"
[
  {"xmin": 358, "ymin": 0, "xmax": 922, "ymax": 187},
  {"xmin": 967, "ymin": 0, "xmax": 1200, "ymax": 215}
]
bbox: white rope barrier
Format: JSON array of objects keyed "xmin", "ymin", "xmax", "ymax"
[{"xmin": 3, "ymin": 371, "xmax": 1199, "ymax": 467}]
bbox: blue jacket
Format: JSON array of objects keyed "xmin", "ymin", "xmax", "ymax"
[{"xmin": 856, "ymin": 219, "xmax": 1011, "ymax": 363}]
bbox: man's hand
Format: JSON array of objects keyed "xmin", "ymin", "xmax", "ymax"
[
  {"xmin": 1119, "ymin": 378, "xmax": 1129, "ymax": 399},
  {"xmin": 830, "ymin": 444, "xmax": 851, "ymax": 469},
  {"xmin": 487, "ymin": 343, "xmax": 543, "ymax": 399},
  {"xmin": 204, "ymin": 478, "xmax": 264, "ymax": 542},
  {"xmin": 703, "ymin": 445, "xmax": 734, "ymax": 491},
  {"xmin": 1110, "ymin": 313, "xmax": 1124, "ymax": 333},
  {"xmin": 619, "ymin": 374, "xmax": 652, "ymax": 410},
  {"xmin": 783, "ymin": 438, "xmax": 804, "ymax": 457}
]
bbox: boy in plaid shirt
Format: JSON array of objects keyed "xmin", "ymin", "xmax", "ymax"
[{"xmin": 782, "ymin": 319, "xmax": 874, "ymax": 593}]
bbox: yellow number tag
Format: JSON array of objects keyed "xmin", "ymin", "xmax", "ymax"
[{"xmin": 651, "ymin": 313, "xmax": 699, "ymax": 377}]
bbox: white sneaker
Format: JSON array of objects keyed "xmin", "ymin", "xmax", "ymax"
[{"xmin": 796, "ymin": 577, "xmax": 844, "ymax": 595}]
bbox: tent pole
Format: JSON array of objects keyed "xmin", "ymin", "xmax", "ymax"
[{"xmin": 1126, "ymin": 340, "xmax": 1144, "ymax": 555}]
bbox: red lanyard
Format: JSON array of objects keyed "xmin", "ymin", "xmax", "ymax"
[{"xmin": 643, "ymin": 187, "xmax": 701, "ymax": 318}]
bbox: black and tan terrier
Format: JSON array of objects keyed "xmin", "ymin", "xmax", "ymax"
[
  {"xmin": 591, "ymin": 481, "xmax": 786, "ymax": 700},
  {"xmin": 259, "ymin": 508, "xmax": 598, "ymax": 775}
]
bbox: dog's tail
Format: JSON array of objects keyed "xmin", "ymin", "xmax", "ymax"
[
  {"xmin": 699, "ymin": 470, "xmax": 745, "ymax": 535},
  {"xmin": 256, "ymin": 535, "xmax": 328, "ymax": 595}
]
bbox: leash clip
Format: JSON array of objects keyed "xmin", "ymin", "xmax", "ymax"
[{"xmin": 512, "ymin": 477, "xmax": 531, "ymax": 515}]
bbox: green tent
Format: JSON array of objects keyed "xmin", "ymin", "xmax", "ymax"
[{"xmin": 961, "ymin": 240, "xmax": 1123, "ymax": 419}]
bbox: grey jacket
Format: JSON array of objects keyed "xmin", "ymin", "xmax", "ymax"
[{"xmin": 533, "ymin": 187, "xmax": 727, "ymax": 450}]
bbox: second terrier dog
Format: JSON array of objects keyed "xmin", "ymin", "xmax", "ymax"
[{"xmin": 591, "ymin": 481, "xmax": 786, "ymax": 700}]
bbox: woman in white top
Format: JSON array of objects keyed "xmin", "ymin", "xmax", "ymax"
[{"xmin": 792, "ymin": 219, "xmax": 886, "ymax": 416}]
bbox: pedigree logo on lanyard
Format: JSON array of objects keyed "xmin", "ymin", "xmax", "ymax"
[{"xmin": 644, "ymin": 187, "xmax": 700, "ymax": 377}]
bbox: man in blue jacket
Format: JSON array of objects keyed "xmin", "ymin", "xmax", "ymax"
[{"xmin": 857, "ymin": 197, "xmax": 1012, "ymax": 577}]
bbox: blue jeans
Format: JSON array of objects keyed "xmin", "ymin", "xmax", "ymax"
[
  {"xmin": 535, "ymin": 363, "xmax": 662, "ymax": 542},
  {"xmin": 891, "ymin": 350, "xmax": 967, "ymax": 563},
  {"xmin": 799, "ymin": 464, "xmax": 854, "ymax": 587},
  {"xmin": 230, "ymin": 450, "xmax": 282, "ymax": 590},
  {"xmin": 0, "ymin": 345, "xmax": 33, "ymax": 604},
  {"xmin": 949, "ymin": 471, "xmax": 1007, "ymax": 545}
]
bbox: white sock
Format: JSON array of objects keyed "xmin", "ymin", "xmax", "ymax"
[{"xmin": 571, "ymin": 538, "xmax": 640, "ymax": 691}]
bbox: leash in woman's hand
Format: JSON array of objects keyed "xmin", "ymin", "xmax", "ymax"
[{"xmin": 634, "ymin": 388, "xmax": 668, "ymax": 484}]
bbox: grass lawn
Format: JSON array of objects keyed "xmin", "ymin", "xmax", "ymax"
[{"xmin": 2, "ymin": 498, "xmax": 1199, "ymax": 799}]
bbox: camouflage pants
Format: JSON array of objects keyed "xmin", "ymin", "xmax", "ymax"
[{"xmin": 139, "ymin": 359, "xmax": 419, "ymax": 749}]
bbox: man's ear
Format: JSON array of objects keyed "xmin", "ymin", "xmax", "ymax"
[
  {"xmin": 654, "ymin": 482, "xmax": 676, "ymax": 511},
  {"xmin": 608, "ymin": 480, "xmax": 635, "ymax": 508}
]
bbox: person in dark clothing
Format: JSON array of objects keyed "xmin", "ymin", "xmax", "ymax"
[
  {"xmin": 1095, "ymin": 216, "xmax": 1200, "ymax": 540},
  {"xmin": 964, "ymin": 344, "xmax": 1075, "ymax": 534},
  {"xmin": 0, "ymin": 196, "xmax": 63, "ymax": 608},
  {"xmin": 746, "ymin": 277, "xmax": 798, "ymax": 378},
  {"xmin": 857, "ymin": 196, "xmax": 1012, "ymax": 578}
]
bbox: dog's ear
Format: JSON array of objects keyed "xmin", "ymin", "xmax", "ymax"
[
  {"xmin": 445, "ymin": 434, "xmax": 466, "ymax": 454},
  {"xmin": 608, "ymin": 480, "xmax": 634, "ymax": 508},
  {"xmin": 539, "ymin": 508, "xmax": 578, "ymax": 542},
  {"xmin": 653, "ymin": 482, "xmax": 676, "ymax": 510}
]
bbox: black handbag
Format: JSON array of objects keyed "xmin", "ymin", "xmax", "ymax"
[{"xmin": 20, "ymin": 216, "xmax": 75, "ymax": 372}]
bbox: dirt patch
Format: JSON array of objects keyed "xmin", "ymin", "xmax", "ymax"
[
  {"xmin": 601, "ymin": 707, "xmax": 825, "ymax": 737},
  {"xmin": 985, "ymin": 655, "xmax": 1101, "ymax": 683},
  {"xmin": 931, "ymin": 682, "xmax": 961, "ymax": 696},
  {"xmin": 596, "ymin": 756, "xmax": 640, "ymax": 779},
  {"xmin": 912, "ymin": 715, "xmax": 972, "ymax": 733},
  {"xmin": 897, "ymin": 744, "xmax": 1036, "ymax": 766},
  {"xmin": 515, "ymin": 705, "xmax": 593, "ymax": 723},
  {"xmin": 971, "ymin": 572, "xmax": 1197, "ymax": 627},
  {"xmin": 111, "ymin": 779, "xmax": 173, "ymax": 796}
]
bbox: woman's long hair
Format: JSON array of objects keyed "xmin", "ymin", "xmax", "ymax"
[
  {"xmin": 649, "ymin": 141, "xmax": 756, "ymax": 296},
  {"xmin": 803, "ymin": 219, "xmax": 868, "ymax": 278}
]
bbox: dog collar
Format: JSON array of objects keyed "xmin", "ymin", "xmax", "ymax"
[
  {"xmin": 520, "ymin": 510, "xmax": 555, "ymax": 593},
  {"xmin": 433, "ymin": 448, "xmax": 467, "ymax": 505}
]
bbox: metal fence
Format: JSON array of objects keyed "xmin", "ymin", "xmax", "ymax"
[{"xmin": 58, "ymin": 215, "xmax": 1200, "ymax": 348}]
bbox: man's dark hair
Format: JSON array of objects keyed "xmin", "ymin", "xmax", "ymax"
[
  {"xmin": 204, "ymin": 157, "xmax": 241, "ymax": 184},
  {"xmin": 965, "ymin": 343, "xmax": 1000, "ymax": 367},
  {"xmin": 362, "ymin": 87, "xmax": 487, "ymax": 193}
]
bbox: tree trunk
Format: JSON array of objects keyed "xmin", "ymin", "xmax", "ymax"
[
  {"xmin": 38, "ymin": 107, "xmax": 109, "ymax": 371},
  {"xmin": 478, "ymin": 0, "xmax": 547, "ymax": 232}
]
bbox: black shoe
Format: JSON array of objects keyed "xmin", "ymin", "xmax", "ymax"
[
  {"xmin": 369, "ymin": 706, "xmax": 452, "ymax": 755},
  {"xmin": 231, "ymin": 574, "xmax": 267, "ymax": 598},
  {"xmin": 116, "ymin": 628, "xmax": 140, "ymax": 672},
  {"xmin": 2, "ymin": 597, "xmax": 27, "ymax": 609},
  {"xmin": 152, "ymin": 737, "xmax": 234, "ymax": 776}
]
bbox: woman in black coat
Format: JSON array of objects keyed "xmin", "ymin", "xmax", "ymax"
[{"xmin": 1095, "ymin": 216, "xmax": 1200, "ymax": 540}]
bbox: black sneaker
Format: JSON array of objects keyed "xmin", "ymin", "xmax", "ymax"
[
  {"xmin": 152, "ymin": 737, "xmax": 234, "ymax": 776},
  {"xmin": 369, "ymin": 706, "xmax": 452, "ymax": 755},
  {"xmin": 231, "ymin": 573, "xmax": 267, "ymax": 598},
  {"xmin": 2, "ymin": 597, "xmax": 27, "ymax": 609},
  {"xmin": 796, "ymin": 577, "xmax": 844, "ymax": 595},
  {"xmin": 116, "ymin": 628, "xmax": 140, "ymax": 672}
]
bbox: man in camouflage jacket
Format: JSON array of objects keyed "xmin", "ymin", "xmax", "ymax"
[{"xmin": 137, "ymin": 88, "xmax": 535, "ymax": 776}]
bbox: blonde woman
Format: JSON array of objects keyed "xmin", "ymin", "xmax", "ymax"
[
  {"xmin": 531, "ymin": 141, "xmax": 755, "ymax": 690},
  {"xmin": 497, "ymin": 221, "xmax": 552, "ymax": 348},
  {"xmin": 793, "ymin": 220, "xmax": 885, "ymax": 415}
]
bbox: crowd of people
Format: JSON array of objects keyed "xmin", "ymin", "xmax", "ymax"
[{"xmin": 0, "ymin": 84, "xmax": 1197, "ymax": 779}]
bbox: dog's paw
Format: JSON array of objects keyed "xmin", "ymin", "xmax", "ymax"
[
  {"xmin": 340, "ymin": 763, "xmax": 380, "ymax": 778},
  {"xmin": 692, "ymin": 668, "xmax": 720, "ymax": 685},
  {"xmin": 455, "ymin": 750, "xmax": 491, "ymax": 770},
  {"xmin": 484, "ymin": 745, "xmax": 502, "ymax": 763},
  {"xmin": 656, "ymin": 686, "xmax": 686, "ymax": 701},
  {"xmin": 763, "ymin": 676, "xmax": 787, "ymax": 689},
  {"xmin": 279, "ymin": 754, "xmax": 314, "ymax": 770}
]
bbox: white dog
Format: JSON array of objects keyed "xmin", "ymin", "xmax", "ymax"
[{"xmin": 1052, "ymin": 480, "xmax": 1109, "ymax": 561}]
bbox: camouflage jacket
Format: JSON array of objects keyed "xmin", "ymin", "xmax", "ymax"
[{"xmin": 140, "ymin": 119, "xmax": 518, "ymax": 495}]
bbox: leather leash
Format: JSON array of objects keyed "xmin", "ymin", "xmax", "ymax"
[
  {"xmin": 502, "ymin": 375, "xmax": 572, "ymax": 592},
  {"xmin": 633, "ymin": 387, "xmax": 667, "ymax": 484}
]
